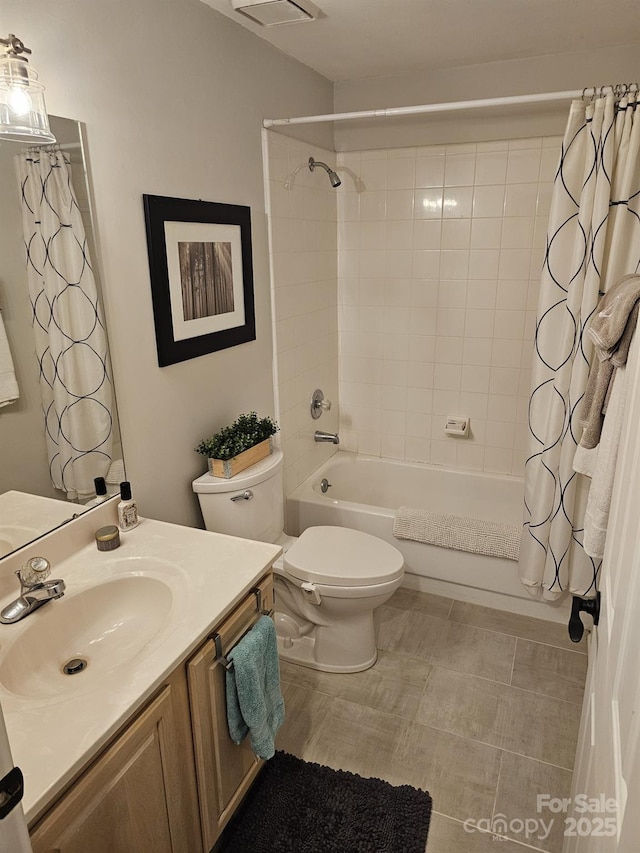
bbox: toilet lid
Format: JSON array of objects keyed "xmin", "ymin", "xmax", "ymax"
[{"xmin": 284, "ymin": 526, "xmax": 404, "ymax": 587}]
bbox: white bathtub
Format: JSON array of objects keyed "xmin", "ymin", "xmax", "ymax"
[{"xmin": 286, "ymin": 451, "xmax": 567, "ymax": 621}]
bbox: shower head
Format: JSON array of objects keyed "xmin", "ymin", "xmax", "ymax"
[{"xmin": 308, "ymin": 157, "xmax": 341, "ymax": 188}]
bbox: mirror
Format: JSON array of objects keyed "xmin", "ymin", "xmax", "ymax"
[{"xmin": 0, "ymin": 115, "xmax": 124, "ymax": 557}]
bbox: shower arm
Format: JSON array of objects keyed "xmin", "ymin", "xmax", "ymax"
[{"xmin": 308, "ymin": 157, "xmax": 341, "ymax": 188}]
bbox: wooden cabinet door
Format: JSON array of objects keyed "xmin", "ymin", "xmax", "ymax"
[
  {"xmin": 188, "ymin": 574, "xmax": 273, "ymax": 852},
  {"xmin": 30, "ymin": 670, "xmax": 202, "ymax": 853}
]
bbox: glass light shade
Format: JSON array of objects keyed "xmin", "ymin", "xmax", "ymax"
[{"xmin": 0, "ymin": 55, "xmax": 55, "ymax": 144}]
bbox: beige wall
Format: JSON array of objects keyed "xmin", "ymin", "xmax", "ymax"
[
  {"xmin": 334, "ymin": 44, "xmax": 640, "ymax": 150},
  {"xmin": 4, "ymin": 0, "xmax": 333, "ymax": 527}
]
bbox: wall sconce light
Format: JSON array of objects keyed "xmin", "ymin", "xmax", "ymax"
[{"xmin": 0, "ymin": 34, "xmax": 56, "ymax": 144}]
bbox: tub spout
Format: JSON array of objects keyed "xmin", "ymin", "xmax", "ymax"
[{"xmin": 314, "ymin": 430, "xmax": 340, "ymax": 445}]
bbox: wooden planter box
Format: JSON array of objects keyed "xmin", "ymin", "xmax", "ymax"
[{"xmin": 207, "ymin": 438, "xmax": 272, "ymax": 479}]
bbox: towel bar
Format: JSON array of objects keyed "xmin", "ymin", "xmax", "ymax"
[
  {"xmin": 213, "ymin": 586, "xmax": 274, "ymax": 670},
  {"xmin": 252, "ymin": 586, "xmax": 272, "ymax": 617},
  {"xmin": 214, "ymin": 633, "xmax": 234, "ymax": 671}
]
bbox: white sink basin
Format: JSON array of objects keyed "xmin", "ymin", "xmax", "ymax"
[{"xmin": 0, "ymin": 574, "xmax": 174, "ymax": 699}]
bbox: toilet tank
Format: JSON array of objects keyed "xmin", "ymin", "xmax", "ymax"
[{"xmin": 192, "ymin": 448, "xmax": 284, "ymax": 543}]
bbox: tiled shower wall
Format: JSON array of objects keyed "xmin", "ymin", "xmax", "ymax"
[
  {"xmin": 336, "ymin": 136, "xmax": 562, "ymax": 476},
  {"xmin": 266, "ymin": 132, "xmax": 339, "ymax": 494}
]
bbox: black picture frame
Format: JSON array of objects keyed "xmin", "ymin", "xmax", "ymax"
[{"xmin": 143, "ymin": 194, "xmax": 256, "ymax": 367}]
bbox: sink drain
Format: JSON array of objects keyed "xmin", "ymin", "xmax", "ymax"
[{"xmin": 62, "ymin": 658, "xmax": 87, "ymax": 675}]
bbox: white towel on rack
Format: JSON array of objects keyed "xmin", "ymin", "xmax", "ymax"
[
  {"xmin": 572, "ymin": 444, "xmax": 596, "ymax": 479},
  {"xmin": 0, "ymin": 311, "xmax": 19, "ymax": 408},
  {"xmin": 578, "ymin": 358, "xmax": 628, "ymax": 559},
  {"xmin": 574, "ymin": 314, "xmax": 639, "ymax": 559},
  {"xmin": 393, "ymin": 507, "xmax": 520, "ymax": 561}
]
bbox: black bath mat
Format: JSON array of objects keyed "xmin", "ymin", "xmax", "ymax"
[{"xmin": 220, "ymin": 750, "xmax": 432, "ymax": 853}]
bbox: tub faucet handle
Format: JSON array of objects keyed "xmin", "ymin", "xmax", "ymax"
[{"xmin": 310, "ymin": 389, "xmax": 331, "ymax": 419}]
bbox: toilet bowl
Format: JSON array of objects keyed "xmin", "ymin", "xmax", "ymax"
[
  {"xmin": 192, "ymin": 449, "xmax": 404, "ymax": 672},
  {"xmin": 273, "ymin": 525, "xmax": 403, "ymax": 671}
]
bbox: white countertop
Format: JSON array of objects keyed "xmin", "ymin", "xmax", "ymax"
[{"xmin": 0, "ymin": 504, "xmax": 281, "ymax": 824}]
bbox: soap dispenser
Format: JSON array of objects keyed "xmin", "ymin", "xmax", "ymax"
[{"xmin": 118, "ymin": 481, "xmax": 139, "ymax": 531}]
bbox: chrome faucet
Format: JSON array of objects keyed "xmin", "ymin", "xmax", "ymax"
[
  {"xmin": 314, "ymin": 430, "xmax": 340, "ymax": 445},
  {"xmin": 0, "ymin": 557, "xmax": 66, "ymax": 625}
]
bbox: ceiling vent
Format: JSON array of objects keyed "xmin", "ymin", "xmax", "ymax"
[{"xmin": 230, "ymin": 0, "xmax": 320, "ymax": 27}]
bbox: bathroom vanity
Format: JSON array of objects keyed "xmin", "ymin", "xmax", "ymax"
[{"xmin": 0, "ymin": 500, "xmax": 280, "ymax": 853}]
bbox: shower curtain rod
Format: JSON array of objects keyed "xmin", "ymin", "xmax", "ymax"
[
  {"xmin": 22, "ymin": 141, "xmax": 82, "ymax": 152},
  {"xmin": 263, "ymin": 89, "xmax": 584, "ymax": 128}
]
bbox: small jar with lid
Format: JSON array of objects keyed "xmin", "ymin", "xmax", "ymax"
[{"xmin": 95, "ymin": 525, "xmax": 120, "ymax": 552}]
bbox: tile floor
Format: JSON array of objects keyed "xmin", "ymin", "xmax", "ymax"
[{"xmin": 276, "ymin": 588, "xmax": 587, "ymax": 853}]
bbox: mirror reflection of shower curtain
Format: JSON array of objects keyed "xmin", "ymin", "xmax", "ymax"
[
  {"xmin": 521, "ymin": 93, "xmax": 640, "ymax": 600},
  {"xmin": 16, "ymin": 147, "xmax": 113, "ymax": 500}
]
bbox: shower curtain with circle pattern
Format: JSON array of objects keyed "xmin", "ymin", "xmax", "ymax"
[
  {"xmin": 16, "ymin": 147, "xmax": 113, "ymax": 500},
  {"xmin": 521, "ymin": 92, "xmax": 640, "ymax": 600}
]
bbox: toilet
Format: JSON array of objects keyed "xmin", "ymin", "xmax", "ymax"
[{"xmin": 192, "ymin": 449, "xmax": 404, "ymax": 672}]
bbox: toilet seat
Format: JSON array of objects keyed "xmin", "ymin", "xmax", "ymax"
[{"xmin": 284, "ymin": 525, "xmax": 404, "ymax": 587}]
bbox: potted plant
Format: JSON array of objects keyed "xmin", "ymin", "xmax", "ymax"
[{"xmin": 195, "ymin": 412, "xmax": 279, "ymax": 479}]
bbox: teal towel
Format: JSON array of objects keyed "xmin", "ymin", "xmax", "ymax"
[{"xmin": 225, "ymin": 615, "xmax": 285, "ymax": 760}]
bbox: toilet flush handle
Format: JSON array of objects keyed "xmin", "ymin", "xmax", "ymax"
[{"xmin": 230, "ymin": 490, "xmax": 253, "ymax": 502}]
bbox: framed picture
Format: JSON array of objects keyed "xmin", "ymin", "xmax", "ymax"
[{"xmin": 143, "ymin": 194, "xmax": 256, "ymax": 366}]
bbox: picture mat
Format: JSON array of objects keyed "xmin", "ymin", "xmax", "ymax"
[{"xmin": 164, "ymin": 220, "xmax": 245, "ymax": 341}]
